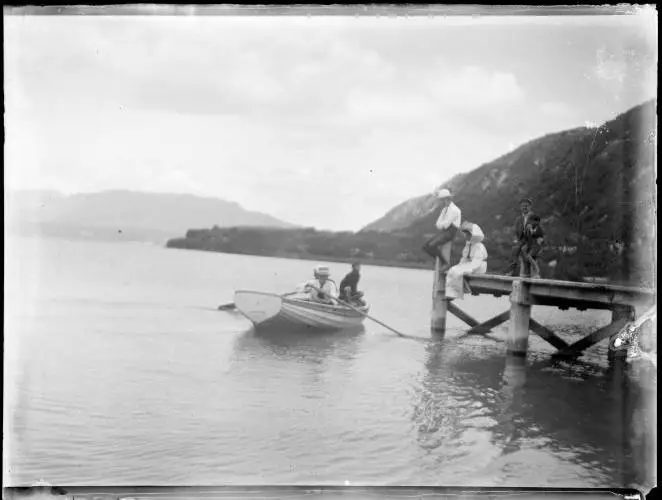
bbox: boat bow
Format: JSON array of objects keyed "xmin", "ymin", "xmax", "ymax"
[{"xmin": 233, "ymin": 290, "xmax": 368, "ymax": 330}]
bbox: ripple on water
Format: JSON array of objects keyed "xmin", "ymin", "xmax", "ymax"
[{"xmin": 7, "ymin": 240, "xmax": 650, "ymax": 488}]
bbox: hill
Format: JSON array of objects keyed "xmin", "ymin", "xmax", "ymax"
[
  {"xmin": 361, "ymin": 173, "xmax": 468, "ymax": 233},
  {"xmin": 167, "ymin": 100, "xmax": 656, "ymax": 286},
  {"xmin": 6, "ymin": 189, "xmax": 296, "ymax": 243},
  {"xmin": 393, "ymin": 99, "xmax": 656, "ymax": 286},
  {"xmin": 167, "ymin": 225, "xmax": 431, "ymax": 269}
]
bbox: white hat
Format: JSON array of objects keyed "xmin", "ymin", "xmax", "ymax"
[
  {"xmin": 436, "ymin": 188, "xmax": 452, "ymax": 199},
  {"xmin": 314, "ymin": 265, "xmax": 330, "ymax": 277},
  {"xmin": 460, "ymin": 221, "xmax": 474, "ymax": 234}
]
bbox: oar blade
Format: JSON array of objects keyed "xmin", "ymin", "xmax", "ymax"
[{"xmin": 308, "ymin": 284, "xmax": 407, "ymax": 338}]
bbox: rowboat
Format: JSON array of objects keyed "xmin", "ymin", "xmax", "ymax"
[{"xmin": 233, "ymin": 290, "xmax": 369, "ymax": 331}]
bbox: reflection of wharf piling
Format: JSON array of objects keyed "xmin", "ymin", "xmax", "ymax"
[{"xmin": 431, "ymin": 257, "xmax": 656, "ymax": 359}]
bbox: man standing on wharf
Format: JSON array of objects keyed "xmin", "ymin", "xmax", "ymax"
[
  {"xmin": 508, "ymin": 197, "xmax": 537, "ymax": 276},
  {"xmin": 422, "ymin": 188, "xmax": 462, "ymax": 272}
]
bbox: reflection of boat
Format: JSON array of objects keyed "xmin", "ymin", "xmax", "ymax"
[
  {"xmin": 231, "ymin": 326, "xmax": 364, "ymax": 366},
  {"xmin": 233, "ymin": 290, "xmax": 369, "ymax": 331}
]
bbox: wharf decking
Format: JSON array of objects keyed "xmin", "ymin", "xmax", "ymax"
[{"xmin": 431, "ymin": 259, "xmax": 656, "ymax": 359}]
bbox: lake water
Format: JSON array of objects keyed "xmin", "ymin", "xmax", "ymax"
[{"xmin": 4, "ymin": 236, "xmax": 656, "ymax": 489}]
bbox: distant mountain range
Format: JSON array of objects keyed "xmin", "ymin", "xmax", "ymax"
[
  {"xmin": 6, "ymin": 189, "xmax": 296, "ymax": 243},
  {"xmin": 167, "ymin": 99, "xmax": 656, "ymax": 286}
]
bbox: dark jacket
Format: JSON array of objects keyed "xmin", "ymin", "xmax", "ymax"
[
  {"xmin": 522, "ymin": 223, "xmax": 545, "ymax": 251},
  {"xmin": 339, "ymin": 270, "xmax": 360, "ymax": 297},
  {"xmin": 514, "ymin": 212, "xmax": 538, "ymax": 241},
  {"xmin": 525, "ymin": 224, "xmax": 544, "ymax": 240}
]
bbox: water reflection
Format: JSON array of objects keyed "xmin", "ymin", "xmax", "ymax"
[
  {"xmin": 494, "ymin": 356, "xmax": 527, "ymax": 455},
  {"xmin": 230, "ymin": 326, "xmax": 365, "ymax": 386},
  {"xmin": 411, "ymin": 341, "xmax": 450, "ymax": 450},
  {"xmin": 492, "ymin": 355, "xmax": 654, "ymax": 486},
  {"xmin": 603, "ymin": 354, "xmax": 657, "ymax": 490},
  {"xmin": 410, "ymin": 341, "xmax": 502, "ymax": 456},
  {"xmin": 408, "ymin": 333, "xmax": 655, "ymax": 486},
  {"xmin": 232, "ymin": 326, "xmax": 365, "ymax": 360}
]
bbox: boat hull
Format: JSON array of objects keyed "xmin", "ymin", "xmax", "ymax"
[{"xmin": 234, "ymin": 290, "xmax": 368, "ymax": 331}]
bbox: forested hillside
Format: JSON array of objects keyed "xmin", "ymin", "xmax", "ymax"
[{"xmin": 167, "ymin": 100, "xmax": 656, "ymax": 286}]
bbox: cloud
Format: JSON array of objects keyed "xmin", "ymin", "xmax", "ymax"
[
  {"xmin": 8, "ymin": 15, "xmax": 528, "ymax": 129},
  {"xmin": 539, "ymin": 101, "xmax": 573, "ymax": 118},
  {"xmin": 590, "ymin": 42, "xmax": 657, "ymax": 102},
  {"xmin": 535, "ymin": 101, "xmax": 584, "ymax": 132},
  {"xmin": 344, "ymin": 88, "xmax": 432, "ymax": 122},
  {"xmin": 594, "ymin": 47, "xmax": 628, "ymax": 86},
  {"xmin": 6, "ymin": 15, "xmax": 655, "ymax": 231},
  {"xmin": 427, "ymin": 65, "xmax": 525, "ymax": 109},
  {"xmin": 338, "ymin": 64, "xmax": 526, "ymax": 128}
]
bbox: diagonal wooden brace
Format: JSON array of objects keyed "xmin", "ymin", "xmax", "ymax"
[
  {"xmin": 556, "ymin": 318, "xmax": 630, "ymax": 357},
  {"xmin": 529, "ymin": 318, "xmax": 570, "ymax": 350},
  {"xmin": 466, "ymin": 310, "xmax": 510, "ymax": 335},
  {"xmin": 446, "ymin": 301, "xmax": 480, "ymax": 328}
]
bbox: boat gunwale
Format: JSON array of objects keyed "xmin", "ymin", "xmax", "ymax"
[{"xmin": 234, "ymin": 289, "xmax": 369, "ymax": 315}]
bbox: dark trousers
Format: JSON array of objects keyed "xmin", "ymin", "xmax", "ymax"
[
  {"xmin": 423, "ymin": 226, "xmax": 458, "ymax": 264},
  {"xmin": 510, "ymin": 241, "xmax": 542, "ymax": 275},
  {"xmin": 340, "ymin": 291, "xmax": 365, "ymax": 305}
]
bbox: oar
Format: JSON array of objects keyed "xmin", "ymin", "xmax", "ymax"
[
  {"xmin": 309, "ymin": 285, "xmax": 407, "ymax": 338},
  {"xmin": 217, "ymin": 292, "xmax": 298, "ymax": 311}
]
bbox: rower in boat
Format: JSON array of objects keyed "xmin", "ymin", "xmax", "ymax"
[
  {"xmin": 294, "ymin": 265, "xmax": 339, "ymax": 305},
  {"xmin": 339, "ymin": 262, "xmax": 366, "ymax": 306}
]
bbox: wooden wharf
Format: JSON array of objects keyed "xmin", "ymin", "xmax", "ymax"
[{"xmin": 431, "ymin": 257, "xmax": 656, "ymax": 359}]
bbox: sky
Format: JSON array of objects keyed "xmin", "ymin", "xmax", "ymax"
[{"xmin": 4, "ymin": 8, "xmax": 658, "ymax": 231}]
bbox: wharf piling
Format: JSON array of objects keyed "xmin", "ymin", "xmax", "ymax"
[
  {"xmin": 430, "ymin": 257, "xmax": 655, "ymax": 360},
  {"xmin": 431, "ymin": 242, "xmax": 453, "ymax": 335}
]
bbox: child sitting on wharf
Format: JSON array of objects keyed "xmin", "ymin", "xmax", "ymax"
[{"xmin": 519, "ymin": 214, "xmax": 544, "ymax": 278}]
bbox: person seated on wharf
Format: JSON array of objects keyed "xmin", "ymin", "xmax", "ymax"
[
  {"xmin": 295, "ymin": 265, "xmax": 339, "ymax": 304},
  {"xmin": 445, "ymin": 222, "xmax": 488, "ymax": 301},
  {"xmin": 339, "ymin": 262, "xmax": 366, "ymax": 306},
  {"xmin": 519, "ymin": 214, "xmax": 545, "ymax": 278},
  {"xmin": 507, "ymin": 197, "xmax": 539, "ymax": 276},
  {"xmin": 422, "ymin": 188, "xmax": 462, "ymax": 272}
]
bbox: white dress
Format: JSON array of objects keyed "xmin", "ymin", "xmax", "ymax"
[{"xmin": 445, "ymin": 224, "xmax": 488, "ymax": 300}]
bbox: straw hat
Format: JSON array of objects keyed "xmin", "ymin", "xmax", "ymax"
[
  {"xmin": 314, "ymin": 265, "xmax": 330, "ymax": 277},
  {"xmin": 436, "ymin": 188, "xmax": 452, "ymax": 199}
]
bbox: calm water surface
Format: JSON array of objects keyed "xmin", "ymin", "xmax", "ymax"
[{"xmin": 4, "ymin": 236, "xmax": 655, "ymax": 488}]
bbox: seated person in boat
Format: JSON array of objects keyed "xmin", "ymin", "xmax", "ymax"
[
  {"xmin": 296, "ymin": 265, "xmax": 339, "ymax": 304},
  {"xmin": 518, "ymin": 214, "xmax": 544, "ymax": 278},
  {"xmin": 445, "ymin": 222, "xmax": 488, "ymax": 301},
  {"xmin": 339, "ymin": 262, "xmax": 366, "ymax": 306}
]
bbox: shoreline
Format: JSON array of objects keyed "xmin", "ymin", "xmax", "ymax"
[{"xmin": 165, "ymin": 244, "xmax": 435, "ymax": 271}]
